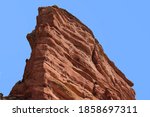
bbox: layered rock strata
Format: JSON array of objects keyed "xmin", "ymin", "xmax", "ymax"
[{"xmin": 9, "ymin": 6, "xmax": 135, "ymax": 100}]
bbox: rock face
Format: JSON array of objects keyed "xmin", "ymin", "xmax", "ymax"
[{"xmin": 9, "ymin": 6, "xmax": 135, "ymax": 100}]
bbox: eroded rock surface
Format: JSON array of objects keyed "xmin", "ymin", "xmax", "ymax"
[{"xmin": 9, "ymin": 6, "xmax": 135, "ymax": 100}]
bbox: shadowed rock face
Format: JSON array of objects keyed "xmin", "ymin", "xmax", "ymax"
[
  {"xmin": 9, "ymin": 6, "xmax": 135, "ymax": 100},
  {"xmin": 0, "ymin": 93, "xmax": 22, "ymax": 100}
]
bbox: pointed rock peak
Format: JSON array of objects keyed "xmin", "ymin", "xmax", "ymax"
[{"xmin": 8, "ymin": 6, "xmax": 135, "ymax": 100}]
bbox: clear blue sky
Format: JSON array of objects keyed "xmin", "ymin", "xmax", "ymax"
[{"xmin": 0, "ymin": 0, "xmax": 150, "ymax": 99}]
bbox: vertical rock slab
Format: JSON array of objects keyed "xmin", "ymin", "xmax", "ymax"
[{"xmin": 9, "ymin": 6, "xmax": 135, "ymax": 100}]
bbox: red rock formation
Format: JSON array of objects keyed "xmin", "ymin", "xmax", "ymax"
[{"xmin": 9, "ymin": 6, "xmax": 135, "ymax": 100}]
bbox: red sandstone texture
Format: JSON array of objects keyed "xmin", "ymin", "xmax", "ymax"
[{"xmin": 9, "ymin": 6, "xmax": 135, "ymax": 100}]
